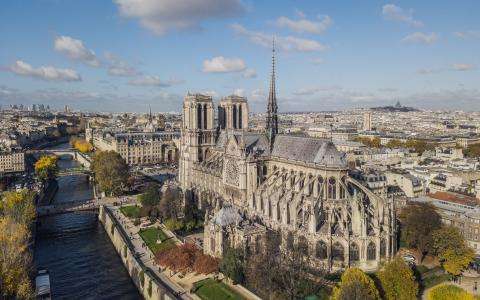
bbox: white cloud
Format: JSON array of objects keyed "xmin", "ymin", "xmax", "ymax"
[
  {"xmin": 292, "ymin": 88, "xmax": 319, "ymax": 96},
  {"xmin": 202, "ymin": 56, "xmax": 246, "ymax": 73},
  {"xmin": 129, "ymin": 75, "xmax": 183, "ymax": 87},
  {"xmin": 454, "ymin": 31, "xmax": 480, "ymax": 39},
  {"xmin": 232, "ymin": 24, "xmax": 327, "ymax": 52},
  {"xmin": 292, "ymin": 86, "xmax": 341, "ymax": 96},
  {"xmin": 9, "ymin": 60, "xmax": 81, "ymax": 82},
  {"xmin": 233, "ymin": 88, "xmax": 245, "ymax": 97},
  {"xmin": 402, "ymin": 32, "xmax": 438, "ymax": 45},
  {"xmin": 311, "ymin": 58, "xmax": 324, "ymax": 65},
  {"xmin": 54, "ymin": 36, "xmax": 100, "ymax": 67},
  {"xmin": 105, "ymin": 52, "xmax": 137, "ymax": 77},
  {"xmin": 275, "ymin": 15, "xmax": 332, "ymax": 34},
  {"xmin": 417, "ymin": 68, "xmax": 439, "ymax": 75},
  {"xmin": 114, "ymin": 0, "xmax": 245, "ymax": 35},
  {"xmin": 452, "ymin": 63, "xmax": 475, "ymax": 71},
  {"xmin": 202, "ymin": 90, "xmax": 218, "ymax": 97},
  {"xmin": 382, "ymin": 4, "xmax": 423, "ymax": 27},
  {"xmin": 242, "ymin": 68, "xmax": 257, "ymax": 78}
]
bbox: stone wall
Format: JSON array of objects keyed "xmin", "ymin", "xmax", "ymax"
[
  {"xmin": 99, "ymin": 205, "xmax": 178, "ymax": 300},
  {"xmin": 74, "ymin": 151, "xmax": 91, "ymax": 168}
]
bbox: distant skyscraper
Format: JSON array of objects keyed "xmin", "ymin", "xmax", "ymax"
[{"xmin": 363, "ymin": 111, "xmax": 372, "ymax": 131}]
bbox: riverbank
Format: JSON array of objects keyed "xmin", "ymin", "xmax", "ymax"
[
  {"xmin": 100, "ymin": 203, "xmax": 261, "ymax": 300},
  {"xmin": 99, "ymin": 205, "xmax": 180, "ymax": 300}
]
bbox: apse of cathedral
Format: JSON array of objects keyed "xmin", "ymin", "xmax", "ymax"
[{"xmin": 178, "ymin": 44, "xmax": 397, "ymax": 272}]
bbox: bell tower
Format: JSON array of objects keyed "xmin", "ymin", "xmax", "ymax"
[
  {"xmin": 179, "ymin": 93, "xmax": 215, "ymax": 189},
  {"xmin": 218, "ymin": 95, "xmax": 249, "ymax": 131}
]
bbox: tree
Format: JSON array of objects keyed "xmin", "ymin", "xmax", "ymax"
[
  {"xmin": 250, "ymin": 232, "xmax": 325, "ymax": 299},
  {"xmin": 405, "ymin": 139, "xmax": 436, "ymax": 155},
  {"xmin": 378, "ymin": 257, "xmax": 418, "ymax": 300},
  {"xmin": 159, "ymin": 187, "xmax": 181, "ymax": 220},
  {"xmin": 464, "ymin": 144, "xmax": 480, "ymax": 158},
  {"xmin": 139, "ymin": 183, "xmax": 160, "ymax": 207},
  {"xmin": 156, "ymin": 243, "xmax": 197, "ymax": 274},
  {"xmin": 35, "ymin": 155, "xmax": 58, "ymax": 182},
  {"xmin": 332, "ymin": 267, "xmax": 380, "ymax": 300},
  {"xmin": 432, "ymin": 226, "xmax": 466, "ymax": 257},
  {"xmin": 70, "ymin": 137, "xmax": 93, "ymax": 153},
  {"xmin": 441, "ymin": 248, "xmax": 475, "ymax": 276},
  {"xmin": 91, "ymin": 151, "xmax": 129, "ymax": 196},
  {"xmin": 386, "ymin": 139, "xmax": 404, "ymax": 149},
  {"xmin": 220, "ymin": 247, "xmax": 245, "ymax": 284},
  {"xmin": 0, "ymin": 190, "xmax": 36, "ymax": 225},
  {"xmin": 356, "ymin": 137, "xmax": 381, "ymax": 148},
  {"xmin": 0, "ymin": 216, "xmax": 33, "ymax": 299},
  {"xmin": 427, "ymin": 284, "xmax": 476, "ymax": 300},
  {"xmin": 193, "ymin": 253, "xmax": 219, "ymax": 275},
  {"xmin": 399, "ymin": 203, "xmax": 442, "ymax": 257},
  {"xmin": 433, "ymin": 228, "xmax": 476, "ymax": 277}
]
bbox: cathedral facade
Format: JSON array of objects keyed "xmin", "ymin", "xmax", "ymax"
[{"xmin": 178, "ymin": 48, "xmax": 397, "ymax": 272}]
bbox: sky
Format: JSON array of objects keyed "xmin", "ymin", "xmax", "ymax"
[{"xmin": 0, "ymin": 0, "xmax": 479, "ymax": 113}]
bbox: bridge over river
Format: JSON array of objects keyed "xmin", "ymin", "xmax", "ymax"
[
  {"xmin": 30, "ymin": 148, "xmax": 92, "ymax": 169},
  {"xmin": 37, "ymin": 197, "xmax": 136, "ymax": 217}
]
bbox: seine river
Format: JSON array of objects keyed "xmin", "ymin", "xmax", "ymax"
[{"xmin": 34, "ymin": 143, "xmax": 141, "ymax": 299}]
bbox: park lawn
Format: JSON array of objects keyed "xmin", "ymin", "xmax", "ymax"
[
  {"xmin": 194, "ymin": 278, "xmax": 244, "ymax": 300},
  {"xmin": 120, "ymin": 205, "xmax": 141, "ymax": 218},
  {"xmin": 139, "ymin": 227, "xmax": 175, "ymax": 254}
]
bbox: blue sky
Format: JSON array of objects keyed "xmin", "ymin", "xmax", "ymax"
[{"xmin": 0, "ymin": 0, "xmax": 479, "ymax": 112}]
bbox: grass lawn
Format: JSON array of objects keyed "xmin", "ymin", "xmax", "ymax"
[
  {"xmin": 138, "ymin": 227, "xmax": 175, "ymax": 254},
  {"xmin": 193, "ymin": 278, "xmax": 244, "ymax": 300},
  {"xmin": 120, "ymin": 205, "xmax": 141, "ymax": 218}
]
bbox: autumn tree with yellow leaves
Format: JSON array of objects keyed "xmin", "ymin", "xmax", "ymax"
[
  {"xmin": 35, "ymin": 155, "xmax": 58, "ymax": 182},
  {"xmin": 70, "ymin": 137, "xmax": 93, "ymax": 153},
  {"xmin": 0, "ymin": 190, "xmax": 36, "ymax": 298}
]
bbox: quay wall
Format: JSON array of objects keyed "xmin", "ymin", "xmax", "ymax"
[
  {"xmin": 99, "ymin": 205, "xmax": 178, "ymax": 300},
  {"xmin": 74, "ymin": 151, "xmax": 91, "ymax": 168}
]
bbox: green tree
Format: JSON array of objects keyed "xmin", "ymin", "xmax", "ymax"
[
  {"xmin": 139, "ymin": 183, "xmax": 160, "ymax": 207},
  {"xmin": 433, "ymin": 227, "xmax": 475, "ymax": 276},
  {"xmin": 34, "ymin": 155, "xmax": 58, "ymax": 182},
  {"xmin": 432, "ymin": 226, "xmax": 466, "ymax": 256},
  {"xmin": 91, "ymin": 151, "xmax": 129, "ymax": 196},
  {"xmin": 441, "ymin": 248, "xmax": 475, "ymax": 276},
  {"xmin": 378, "ymin": 257, "xmax": 418, "ymax": 300},
  {"xmin": 399, "ymin": 203, "xmax": 442, "ymax": 258},
  {"xmin": 159, "ymin": 186, "xmax": 181, "ymax": 220},
  {"xmin": 220, "ymin": 247, "xmax": 245, "ymax": 284},
  {"xmin": 332, "ymin": 267, "xmax": 380, "ymax": 300}
]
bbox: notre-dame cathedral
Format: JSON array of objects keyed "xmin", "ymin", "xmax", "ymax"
[{"xmin": 178, "ymin": 45, "xmax": 396, "ymax": 271}]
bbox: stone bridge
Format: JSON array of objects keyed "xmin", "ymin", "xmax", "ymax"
[{"xmin": 31, "ymin": 148, "xmax": 92, "ymax": 168}]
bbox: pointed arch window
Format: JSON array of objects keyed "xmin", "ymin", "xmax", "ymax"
[{"xmin": 367, "ymin": 242, "xmax": 376, "ymax": 260}]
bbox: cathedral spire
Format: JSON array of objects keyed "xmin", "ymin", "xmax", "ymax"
[{"xmin": 266, "ymin": 37, "xmax": 278, "ymax": 144}]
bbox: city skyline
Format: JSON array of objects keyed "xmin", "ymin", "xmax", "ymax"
[{"xmin": 1, "ymin": 0, "xmax": 479, "ymax": 112}]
